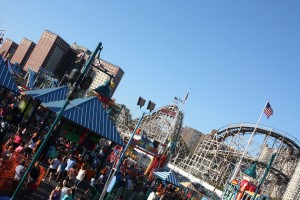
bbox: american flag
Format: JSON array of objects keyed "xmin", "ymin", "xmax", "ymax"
[{"xmin": 264, "ymin": 102, "xmax": 273, "ymax": 119}]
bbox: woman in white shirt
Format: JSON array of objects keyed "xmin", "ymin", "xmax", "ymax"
[
  {"xmin": 74, "ymin": 165, "xmax": 86, "ymax": 189},
  {"xmin": 43, "ymin": 156, "xmax": 61, "ymax": 182},
  {"xmin": 24, "ymin": 139, "xmax": 36, "ymax": 158}
]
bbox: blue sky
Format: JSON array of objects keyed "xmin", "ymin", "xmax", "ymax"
[{"xmin": 1, "ymin": 1, "xmax": 299, "ymax": 141}]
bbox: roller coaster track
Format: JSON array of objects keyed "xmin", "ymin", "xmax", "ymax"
[
  {"xmin": 199, "ymin": 148, "xmax": 290, "ymax": 182},
  {"xmin": 216, "ymin": 123, "xmax": 300, "ymax": 155}
]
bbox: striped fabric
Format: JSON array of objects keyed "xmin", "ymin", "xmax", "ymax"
[
  {"xmin": 153, "ymin": 171, "xmax": 181, "ymax": 187},
  {"xmin": 42, "ymin": 97, "xmax": 124, "ymax": 146},
  {"xmin": 25, "ymin": 86, "xmax": 68, "ymax": 103},
  {"xmin": 0, "ymin": 55, "xmax": 20, "ymax": 94}
]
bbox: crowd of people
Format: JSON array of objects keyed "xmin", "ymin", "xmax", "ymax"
[{"xmin": 0, "ymin": 90, "xmax": 201, "ymax": 200}]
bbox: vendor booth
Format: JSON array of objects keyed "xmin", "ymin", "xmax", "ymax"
[{"xmin": 42, "ymin": 96, "xmax": 124, "ymax": 146}]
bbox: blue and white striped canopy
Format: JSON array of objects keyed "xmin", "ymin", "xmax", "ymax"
[
  {"xmin": 42, "ymin": 96, "xmax": 124, "ymax": 146},
  {"xmin": 0, "ymin": 55, "xmax": 20, "ymax": 94},
  {"xmin": 25, "ymin": 86, "xmax": 68, "ymax": 103},
  {"xmin": 153, "ymin": 171, "xmax": 181, "ymax": 187}
]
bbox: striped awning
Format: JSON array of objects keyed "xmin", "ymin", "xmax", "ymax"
[
  {"xmin": 153, "ymin": 171, "xmax": 181, "ymax": 187},
  {"xmin": 42, "ymin": 96, "xmax": 124, "ymax": 146},
  {"xmin": 25, "ymin": 86, "xmax": 68, "ymax": 103},
  {"xmin": 0, "ymin": 55, "xmax": 20, "ymax": 94}
]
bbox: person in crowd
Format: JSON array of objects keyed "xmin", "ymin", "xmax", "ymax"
[
  {"xmin": 25, "ymin": 162, "xmax": 41, "ymax": 199},
  {"xmin": 43, "ymin": 155, "xmax": 62, "ymax": 182},
  {"xmin": 74, "ymin": 164, "xmax": 86, "ymax": 189},
  {"xmin": 147, "ymin": 188, "xmax": 159, "ymax": 200},
  {"xmin": 97, "ymin": 171, "xmax": 108, "ymax": 192},
  {"xmin": 62, "ymin": 154, "xmax": 77, "ymax": 181},
  {"xmin": 115, "ymin": 171, "xmax": 123, "ymax": 189},
  {"xmin": 31, "ymin": 132, "xmax": 39, "ymax": 143},
  {"xmin": 125, "ymin": 176, "xmax": 133, "ymax": 190},
  {"xmin": 24, "ymin": 138, "xmax": 36, "ymax": 158},
  {"xmin": 56, "ymin": 157, "xmax": 68, "ymax": 182},
  {"xmin": 33, "ymin": 137, "xmax": 43, "ymax": 153},
  {"xmin": 15, "ymin": 141, "xmax": 25, "ymax": 153},
  {"xmin": 49, "ymin": 144, "xmax": 60, "ymax": 160},
  {"xmin": 65, "ymin": 167, "xmax": 77, "ymax": 186},
  {"xmin": 84, "ymin": 174, "xmax": 96, "ymax": 197},
  {"xmin": 29, "ymin": 162, "xmax": 41, "ymax": 183},
  {"xmin": 49, "ymin": 182, "xmax": 62, "ymax": 200},
  {"xmin": 2, "ymin": 145, "xmax": 14, "ymax": 160},
  {"xmin": 60, "ymin": 180, "xmax": 69, "ymax": 200},
  {"xmin": 12, "ymin": 129, "xmax": 22, "ymax": 148},
  {"xmin": 61, "ymin": 188, "xmax": 73, "ymax": 200},
  {"xmin": 13, "ymin": 160, "xmax": 26, "ymax": 187}
]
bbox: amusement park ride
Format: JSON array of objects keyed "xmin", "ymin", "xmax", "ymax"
[
  {"xmin": 2, "ymin": 33, "xmax": 298, "ymax": 199},
  {"xmin": 117, "ymin": 98, "xmax": 299, "ymax": 199}
]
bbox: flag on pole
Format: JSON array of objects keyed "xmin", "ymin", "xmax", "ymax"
[
  {"xmin": 264, "ymin": 102, "xmax": 273, "ymax": 118},
  {"xmin": 182, "ymin": 91, "xmax": 189, "ymax": 105}
]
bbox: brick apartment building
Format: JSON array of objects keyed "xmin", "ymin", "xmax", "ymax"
[
  {"xmin": 0, "ymin": 39, "xmax": 18, "ymax": 59},
  {"xmin": 24, "ymin": 30, "xmax": 70, "ymax": 78},
  {"xmin": 11, "ymin": 38, "xmax": 36, "ymax": 68}
]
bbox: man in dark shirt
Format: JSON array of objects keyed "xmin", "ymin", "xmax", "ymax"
[
  {"xmin": 29, "ymin": 162, "xmax": 40, "ymax": 183},
  {"xmin": 25, "ymin": 162, "xmax": 41, "ymax": 199}
]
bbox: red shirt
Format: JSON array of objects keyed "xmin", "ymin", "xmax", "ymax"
[{"xmin": 13, "ymin": 135, "xmax": 22, "ymax": 144}]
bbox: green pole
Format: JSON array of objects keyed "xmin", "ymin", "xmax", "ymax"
[
  {"xmin": 252, "ymin": 153, "xmax": 277, "ymax": 200},
  {"xmin": 100, "ymin": 112, "xmax": 146, "ymax": 200},
  {"xmin": 11, "ymin": 42, "xmax": 103, "ymax": 200}
]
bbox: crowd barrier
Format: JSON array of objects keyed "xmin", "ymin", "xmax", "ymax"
[{"xmin": 0, "ymin": 152, "xmax": 46, "ymax": 192}]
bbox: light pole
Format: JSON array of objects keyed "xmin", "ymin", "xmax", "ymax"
[
  {"xmin": 11, "ymin": 42, "xmax": 103, "ymax": 200},
  {"xmin": 99, "ymin": 97, "xmax": 156, "ymax": 200},
  {"xmin": 0, "ymin": 29, "xmax": 4, "ymax": 45}
]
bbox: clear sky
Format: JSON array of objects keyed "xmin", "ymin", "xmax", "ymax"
[{"xmin": 1, "ymin": 1, "xmax": 299, "ymax": 141}]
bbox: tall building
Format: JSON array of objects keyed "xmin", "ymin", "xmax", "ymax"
[
  {"xmin": 58, "ymin": 42, "xmax": 93, "ymax": 80},
  {"xmin": 283, "ymin": 159, "xmax": 300, "ymax": 200},
  {"xmin": 0, "ymin": 39, "xmax": 18, "ymax": 59},
  {"xmin": 10, "ymin": 38, "xmax": 36, "ymax": 68},
  {"xmin": 24, "ymin": 30, "xmax": 70, "ymax": 78},
  {"xmin": 90, "ymin": 59, "xmax": 124, "ymax": 97}
]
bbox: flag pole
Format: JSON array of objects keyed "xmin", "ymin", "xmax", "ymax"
[
  {"xmin": 161, "ymin": 89, "xmax": 189, "ymax": 153},
  {"xmin": 230, "ymin": 100, "xmax": 269, "ymax": 180},
  {"xmin": 181, "ymin": 89, "xmax": 189, "ymax": 108}
]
